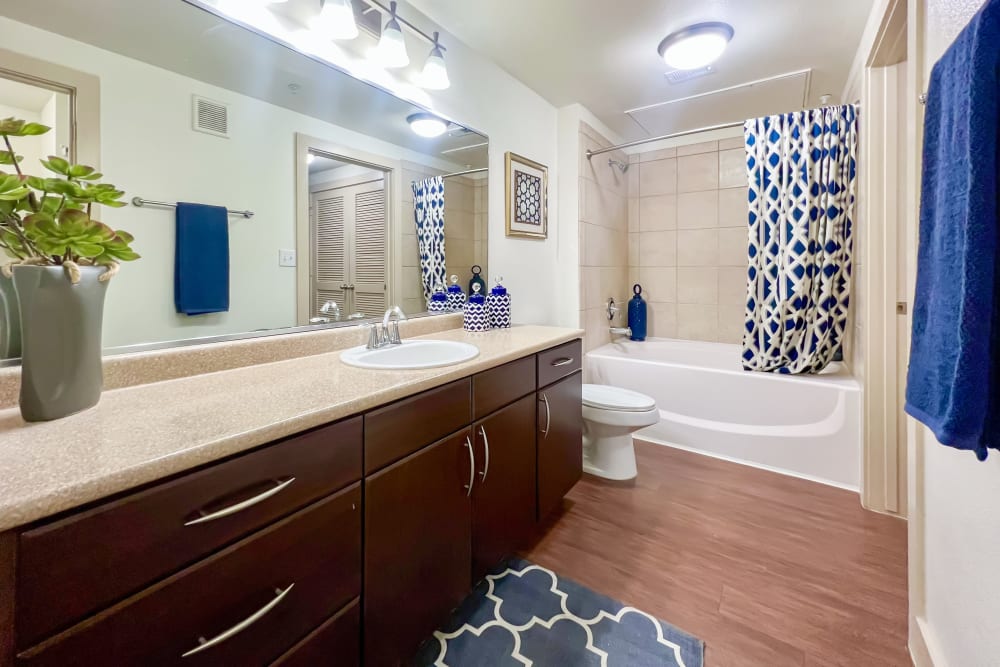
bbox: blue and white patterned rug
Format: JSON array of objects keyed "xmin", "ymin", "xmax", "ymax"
[{"xmin": 414, "ymin": 558, "xmax": 704, "ymax": 666}]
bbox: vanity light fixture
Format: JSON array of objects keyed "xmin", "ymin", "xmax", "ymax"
[
  {"xmin": 310, "ymin": 0, "xmax": 359, "ymax": 40},
  {"xmin": 657, "ymin": 22, "xmax": 734, "ymax": 70},
  {"xmin": 407, "ymin": 112, "xmax": 448, "ymax": 138},
  {"xmin": 373, "ymin": 1, "xmax": 409, "ymax": 68},
  {"xmin": 418, "ymin": 31, "xmax": 450, "ymax": 90}
]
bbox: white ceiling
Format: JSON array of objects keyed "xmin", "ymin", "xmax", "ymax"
[
  {"xmin": 0, "ymin": 77, "xmax": 58, "ymax": 113},
  {"xmin": 408, "ymin": 0, "xmax": 874, "ymax": 139}
]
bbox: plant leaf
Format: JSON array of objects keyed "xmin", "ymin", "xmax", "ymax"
[
  {"xmin": 67, "ymin": 164, "xmax": 96, "ymax": 178},
  {"xmin": 17, "ymin": 123, "xmax": 50, "ymax": 137},
  {"xmin": 0, "ymin": 118, "xmax": 25, "ymax": 135},
  {"xmin": 0, "ymin": 151, "xmax": 22, "ymax": 165},
  {"xmin": 40, "ymin": 156, "xmax": 69, "ymax": 176}
]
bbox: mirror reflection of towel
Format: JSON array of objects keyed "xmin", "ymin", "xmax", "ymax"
[{"xmin": 174, "ymin": 202, "xmax": 230, "ymax": 315}]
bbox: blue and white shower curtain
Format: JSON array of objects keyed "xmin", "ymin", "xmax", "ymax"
[
  {"xmin": 742, "ymin": 105, "xmax": 858, "ymax": 374},
  {"xmin": 412, "ymin": 176, "xmax": 447, "ymax": 304}
]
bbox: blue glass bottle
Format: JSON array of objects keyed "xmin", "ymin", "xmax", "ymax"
[{"xmin": 628, "ymin": 284, "xmax": 647, "ymax": 341}]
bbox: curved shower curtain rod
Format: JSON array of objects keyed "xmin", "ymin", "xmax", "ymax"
[{"xmin": 586, "ymin": 101, "xmax": 861, "ymax": 160}]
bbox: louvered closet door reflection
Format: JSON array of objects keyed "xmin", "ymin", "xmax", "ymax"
[
  {"xmin": 311, "ymin": 191, "xmax": 347, "ymax": 318},
  {"xmin": 352, "ymin": 184, "xmax": 387, "ymax": 317}
]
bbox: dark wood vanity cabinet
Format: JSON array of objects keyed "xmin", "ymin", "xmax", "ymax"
[
  {"xmin": 471, "ymin": 394, "xmax": 538, "ymax": 582},
  {"xmin": 0, "ymin": 339, "xmax": 583, "ymax": 667},
  {"xmin": 364, "ymin": 429, "xmax": 473, "ymax": 667},
  {"xmin": 537, "ymin": 342, "xmax": 584, "ymax": 521}
]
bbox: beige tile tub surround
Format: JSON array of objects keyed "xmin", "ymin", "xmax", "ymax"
[
  {"xmin": 0, "ymin": 324, "xmax": 583, "ymax": 532},
  {"xmin": 0, "ymin": 314, "xmax": 463, "ymax": 410},
  {"xmin": 578, "ymin": 121, "xmax": 630, "ymax": 353},
  {"xmin": 629, "ymin": 134, "xmax": 749, "ymax": 344}
]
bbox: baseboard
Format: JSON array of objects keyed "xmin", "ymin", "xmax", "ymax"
[
  {"xmin": 636, "ymin": 436, "xmax": 861, "ymax": 493},
  {"xmin": 910, "ymin": 616, "xmax": 947, "ymax": 667}
]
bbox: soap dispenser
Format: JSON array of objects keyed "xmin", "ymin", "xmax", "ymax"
[
  {"xmin": 463, "ymin": 283, "xmax": 490, "ymax": 332},
  {"xmin": 628, "ymin": 284, "xmax": 647, "ymax": 341},
  {"xmin": 487, "ymin": 276, "xmax": 512, "ymax": 329},
  {"xmin": 427, "ymin": 283, "xmax": 449, "ymax": 313},
  {"xmin": 446, "ymin": 275, "xmax": 467, "ymax": 312}
]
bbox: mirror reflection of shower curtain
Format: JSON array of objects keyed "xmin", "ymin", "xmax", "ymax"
[
  {"xmin": 742, "ymin": 104, "xmax": 859, "ymax": 374},
  {"xmin": 412, "ymin": 176, "xmax": 447, "ymax": 305}
]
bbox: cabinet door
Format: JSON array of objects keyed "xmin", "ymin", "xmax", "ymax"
[
  {"xmin": 537, "ymin": 372, "xmax": 583, "ymax": 520},
  {"xmin": 472, "ymin": 394, "xmax": 537, "ymax": 582},
  {"xmin": 364, "ymin": 430, "xmax": 473, "ymax": 667}
]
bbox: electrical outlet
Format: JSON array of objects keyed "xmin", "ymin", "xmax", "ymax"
[{"xmin": 278, "ymin": 249, "xmax": 296, "ymax": 267}]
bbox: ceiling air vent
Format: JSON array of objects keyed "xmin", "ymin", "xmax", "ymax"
[
  {"xmin": 665, "ymin": 66, "xmax": 715, "ymax": 85},
  {"xmin": 192, "ymin": 95, "xmax": 229, "ymax": 138}
]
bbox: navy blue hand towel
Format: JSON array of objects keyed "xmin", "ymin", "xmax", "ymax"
[
  {"xmin": 905, "ymin": 0, "xmax": 1000, "ymax": 461},
  {"xmin": 174, "ymin": 202, "xmax": 230, "ymax": 316}
]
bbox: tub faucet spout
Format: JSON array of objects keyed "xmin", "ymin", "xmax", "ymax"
[{"xmin": 610, "ymin": 326, "xmax": 632, "ymax": 337}]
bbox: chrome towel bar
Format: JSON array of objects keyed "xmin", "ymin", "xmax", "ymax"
[{"xmin": 131, "ymin": 196, "xmax": 254, "ymax": 219}]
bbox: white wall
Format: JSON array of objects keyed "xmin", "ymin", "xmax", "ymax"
[
  {"xmin": 916, "ymin": 1, "xmax": 1000, "ymax": 665},
  {"xmin": 0, "ymin": 102, "xmax": 54, "ymax": 173},
  {"xmin": 0, "ymin": 8, "xmax": 564, "ymax": 345}
]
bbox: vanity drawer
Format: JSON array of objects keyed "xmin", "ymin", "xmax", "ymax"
[
  {"xmin": 364, "ymin": 379, "xmax": 471, "ymax": 473},
  {"xmin": 537, "ymin": 340, "xmax": 582, "ymax": 388},
  {"xmin": 16, "ymin": 416, "xmax": 362, "ymax": 649},
  {"xmin": 271, "ymin": 598, "xmax": 360, "ymax": 667},
  {"xmin": 473, "ymin": 355, "xmax": 536, "ymax": 420},
  {"xmin": 17, "ymin": 485, "xmax": 362, "ymax": 667}
]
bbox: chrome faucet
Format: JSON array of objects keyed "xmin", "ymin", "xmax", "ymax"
[
  {"xmin": 607, "ymin": 298, "xmax": 631, "ymax": 337},
  {"xmin": 366, "ymin": 306, "xmax": 408, "ymax": 349}
]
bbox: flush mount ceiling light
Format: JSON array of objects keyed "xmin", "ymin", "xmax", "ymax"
[
  {"xmin": 418, "ymin": 31, "xmax": 450, "ymax": 90},
  {"xmin": 657, "ymin": 22, "xmax": 734, "ymax": 70},
  {"xmin": 310, "ymin": 0, "xmax": 358, "ymax": 40},
  {"xmin": 407, "ymin": 112, "xmax": 448, "ymax": 138},
  {"xmin": 373, "ymin": 1, "xmax": 409, "ymax": 68}
]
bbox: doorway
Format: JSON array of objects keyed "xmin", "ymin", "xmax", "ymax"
[{"xmin": 307, "ymin": 152, "xmax": 388, "ymax": 322}]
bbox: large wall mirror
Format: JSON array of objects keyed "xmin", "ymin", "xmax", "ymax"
[{"xmin": 0, "ymin": 0, "xmax": 488, "ymax": 361}]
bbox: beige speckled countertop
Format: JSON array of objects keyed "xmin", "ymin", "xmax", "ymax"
[{"xmin": 0, "ymin": 325, "xmax": 582, "ymax": 533}]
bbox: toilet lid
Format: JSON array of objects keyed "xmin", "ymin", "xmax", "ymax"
[{"xmin": 582, "ymin": 384, "xmax": 656, "ymax": 412}]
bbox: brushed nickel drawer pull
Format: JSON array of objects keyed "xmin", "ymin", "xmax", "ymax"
[
  {"xmin": 182, "ymin": 583, "xmax": 294, "ymax": 658},
  {"xmin": 464, "ymin": 436, "xmax": 475, "ymax": 497},
  {"xmin": 478, "ymin": 425, "xmax": 490, "ymax": 482},
  {"xmin": 540, "ymin": 394, "xmax": 551, "ymax": 439},
  {"xmin": 184, "ymin": 477, "xmax": 296, "ymax": 526},
  {"xmin": 551, "ymin": 357, "xmax": 574, "ymax": 367}
]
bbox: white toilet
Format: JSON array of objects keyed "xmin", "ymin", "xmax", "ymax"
[{"xmin": 582, "ymin": 384, "xmax": 659, "ymax": 481}]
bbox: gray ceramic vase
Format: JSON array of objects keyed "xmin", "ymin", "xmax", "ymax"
[
  {"xmin": 13, "ymin": 265, "xmax": 108, "ymax": 422},
  {"xmin": 0, "ymin": 275, "xmax": 21, "ymax": 359}
]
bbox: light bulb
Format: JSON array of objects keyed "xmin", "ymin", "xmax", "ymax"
[
  {"xmin": 407, "ymin": 113, "xmax": 447, "ymax": 138},
  {"xmin": 373, "ymin": 1, "xmax": 409, "ymax": 68},
  {"xmin": 658, "ymin": 22, "xmax": 734, "ymax": 70},
  {"xmin": 309, "ymin": 0, "xmax": 358, "ymax": 40},
  {"xmin": 418, "ymin": 33, "xmax": 450, "ymax": 90}
]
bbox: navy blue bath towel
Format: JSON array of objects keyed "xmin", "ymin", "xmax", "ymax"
[
  {"xmin": 174, "ymin": 202, "xmax": 230, "ymax": 315},
  {"xmin": 905, "ymin": 0, "xmax": 1000, "ymax": 460}
]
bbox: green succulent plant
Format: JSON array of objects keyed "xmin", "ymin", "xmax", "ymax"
[{"xmin": 0, "ymin": 117, "xmax": 138, "ymax": 271}]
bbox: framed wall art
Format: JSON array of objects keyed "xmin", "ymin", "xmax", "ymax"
[{"xmin": 504, "ymin": 151, "xmax": 548, "ymax": 239}]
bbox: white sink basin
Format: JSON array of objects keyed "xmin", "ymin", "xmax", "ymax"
[{"xmin": 340, "ymin": 339, "xmax": 480, "ymax": 370}]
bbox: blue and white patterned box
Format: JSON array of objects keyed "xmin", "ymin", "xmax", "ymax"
[{"xmin": 488, "ymin": 279, "xmax": 511, "ymax": 329}]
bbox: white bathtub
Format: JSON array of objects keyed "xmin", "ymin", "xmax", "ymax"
[{"xmin": 586, "ymin": 338, "xmax": 861, "ymax": 490}]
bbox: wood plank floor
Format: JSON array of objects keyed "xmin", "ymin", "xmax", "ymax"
[{"xmin": 520, "ymin": 441, "xmax": 909, "ymax": 666}]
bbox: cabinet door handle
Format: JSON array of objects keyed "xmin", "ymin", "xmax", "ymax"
[
  {"xmin": 182, "ymin": 583, "xmax": 294, "ymax": 658},
  {"xmin": 478, "ymin": 425, "xmax": 490, "ymax": 481},
  {"xmin": 540, "ymin": 394, "xmax": 551, "ymax": 439},
  {"xmin": 551, "ymin": 357, "xmax": 574, "ymax": 367},
  {"xmin": 464, "ymin": 435, "xmax": 475, "ymax": 497},
  {"xmin": 184, "ymin": 477, "xmax": 296, "ymax": 526}
]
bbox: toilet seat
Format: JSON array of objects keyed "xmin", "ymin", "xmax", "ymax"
[{"xmin": 582, "ymin": 384, "xmax": 656, "ymax": 412}]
